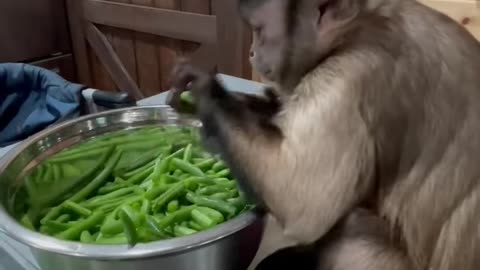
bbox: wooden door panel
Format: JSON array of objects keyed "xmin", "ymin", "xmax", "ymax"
[{"xmin": 67, "ymin": 0, "xmax": 250, "ymax": 99}]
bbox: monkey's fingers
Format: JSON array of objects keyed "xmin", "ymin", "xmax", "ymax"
[{"xmin": 170, "ymin": 60, "xmax": 203, "ymax": 91}]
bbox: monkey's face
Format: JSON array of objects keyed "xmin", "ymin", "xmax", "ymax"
[
  {"xmin": 244, "ymin": 1, "xmax": 289, "ymax": 83},
  {"xmin": 240, "ymin": 0, "xmax": 362, "ymax": 88}
]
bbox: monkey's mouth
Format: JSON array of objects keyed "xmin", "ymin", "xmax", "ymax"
[{"xmin": 260, "ymin": 68, "xmax": 275, "ymax": 81}]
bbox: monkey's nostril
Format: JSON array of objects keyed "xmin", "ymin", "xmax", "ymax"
[{"xmin": 250, "ymin": 51, "xmax": 255, "ymax": 58}]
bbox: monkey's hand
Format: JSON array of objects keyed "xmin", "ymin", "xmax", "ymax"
[
  {"xmin": 170, "ymin": 60, "xmax": 280, "ymax": 124},
  {"xmin": 169, "ymin": 59, "xmax": 283, "ymax": 199}
]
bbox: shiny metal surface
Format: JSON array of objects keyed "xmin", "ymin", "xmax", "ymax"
[{"xmin": 0, "ymin": 106, "xmax": 264, "ymax": 270}]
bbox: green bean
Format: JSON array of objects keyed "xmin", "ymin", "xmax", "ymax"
[
  {"xmin": 212, "ymin": 161, "xmax": 227, "ymax": 172},
  {"xmin": 114, "ymin": 148, "xmax": 164, "ymax": 176},
  {"xmin": 171, "ymin": 158, "xmax": 205, "ymax": 177},
  {"xmin": 191, "ymin": 209, "xmax": 215, "ymax": 229},
  {"xmin": 80, "ymin": 231, "xmax": 94, "ymax": 243},
  {"xmin": 33, "ymin": 165, "xmax": 46, "ymax": 183},
  {"xmin": 34, "ymin": 147, "xmax": 114, "ymax": 208},
  {"xmin": 90, "ymin": 194, "xmax": 137, "ymax": 211},
  {"xmin": 39, "ymin": 149, "xmax": 117, "ymax": 223},
  {"xmin": 64, "ymin": 200, "xmax": 92, "ymax": 217},
  {"xmin": 97, "ymin": 182, "xmax": 132, "ymax": 195},
  {"xmin": 174, "ymin": 225, "xmax": 197, "ymax": 237},
  {"xmin": 62, "ymin": 164, "xmax": 81, "ymax": 178},
  {"xmin": 197, "ymin": 186, "xmax": 228, "ymax": 196},
  {"xmin": 69, "ymin": 150, "xmax": 122, "ymax": 202},
  {"xmin": 124, "ymin": 166, "xmax": 154, "ymax": 185},
  {"xmin": 164, "ymin": 175, "xmax": 182, "ymax": 184},
  {"xmin": 215, "ymin": 169, "xmax": 231, "ymax": 178},
  {"xmin": 151, "ymin": 155, "xmax": 171, "ymax": 183},
  {"xmin": 141, "ymin": 199, "xmax": 150, "ymax": 214},
  {"xmin": 192, "ymin": 158, "xmax": 204, "ymax": 163},
  {"xmin": 20, "ymin": 215, "xmax": 35, "ymax": 230},
  {"xmin": 183, "ymin": 144, "xmax": 193, "ymax": 162},
  {"xmin": 194, "ymin": 158, "xmax": 216, "ymax": 171},
  {"xmin": 44, "ymin": 220, "xmax": 70, "ymax": 231},
  {"xmin": 116, "ymin": 140, "xmax": 167, "ymax": 152},
  {"xmin": 167, "ymin": 200, "xmax": 179, "ymax": 213},
  {"xmin": 185, "ymin": 176, "xmax": 216, "ymax": 186},
  {"xmin": 56, "ymin": 214, "xmax": 71, "ymax": 223},
  {"xmin": 99, "ymin": 197, "xmax": 144, "ymax": 235},
  {"xmin": 55, "ymin": 211, "xmax": 105, "ymax": 241},
  {"xmin": 209, "ymin": 192, "xmax": 233, "ymax": 200},
  {"xmin": 24, "ymin": 175, "xmax": 37, "ymax": 197},
  {"xmin": 86, "ymin": 186, "xmax": 140, "ymax": 206},
  {"xmin": 156, "ymin": 206, "xmax": 195, "ymax": 230},
  {"xmin": 96, "ymin": 234, "xmax": 128, "ymax": 245},
  {"xmin": 55, "ymin": 133, "xmax": 166, "ymax": 159},
  {"xmin": 100, "ymin": 216, "xmax": 123, "ymax": 235},
  {"xmin": 145, "ymin": 216, "xmax": 168, "ymax": 239},
  {"xmin": 119, "ymin": 206, "xmax": 138, "ymax": 246},
  {"xmin": 227, "ymin": 196, "xmax": 248, "ymax": 210},
  {"xmin": 137, "ymin": 226, "xmax": 162, "ymax": 242},
  {"xmin": 145, "ymin": 184, "xmax": 173, "ymax": 200},
  {"xmin": 180, "ymin": 91, "xmax": 195, "ymax": 105},
  {"xmin": 186, "ymin": 193, "xmax": 236, "ymax": 218},
  {"xmin": 197, "ymin": 207, "xmax": 224, "ymax": 224},
  {"xmin": 214, "ymin": 180, "xmax": 237, "ymax": 189},
  {"xmin": 42, "ymin": 163, "xmax": 54, "ymax": 183},
  {"xmin": 188, "ymin": 221, "xmax": 203, "ymax": 231},
  {"xmin": 173, "ymin": 170, "xmax": 182, "ymax": 177},
  {"xmin": 40, "ymin": 225, "xmax": 55, "ymax": 235},
  {"xmin": 152, "ymin": 182, "xmax": 186, "ymax": 212},
  {"xmin": 52, "ymin": 164, "xmax": 62, "ymax": 181},
  {"xmin": 49, "ymin": 147, "xmax": 111, "ymax": 163},
  {"xmin": 40, "ymin": 205, "xmax": 63, "ymax": 225},
  {"xmin": 122, "ymin": 159, "xmax": 156, "ymax": 179},
  {"xmin": 114, "ymin": 177, "xmax": 126, "ymax": 184}
]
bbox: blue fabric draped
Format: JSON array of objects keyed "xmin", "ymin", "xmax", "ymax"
[{"xmin": 0, "ymin": 63, "xmax": 85, "ymax": 147}]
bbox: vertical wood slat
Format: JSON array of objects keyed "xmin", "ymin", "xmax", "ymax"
[
  {"xmin": 212, "ymin": 0, "xmax": 251, "ymax": 78},
  {"xmin": 181, "ymin": 0, "xmax": 210, "ymax": 56},
  {"xmin": 130, "ymin": 0, "xmax": 161, "ymax": 96},
  {"xmin": 65, "ymin": 0, "xmax": 92, "ymax": 85},
  {"xmin": 155, "ymin": 0, "xmax": 182, "ymax": 90},
  {"xmin": 85, "ymin": 23, "xmax": 144, "ymax": 99},
  {"xmin": 107, "ymin": 0, "xmax": 139, "ymax": 87}
]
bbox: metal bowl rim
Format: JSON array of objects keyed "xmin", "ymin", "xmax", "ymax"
[{"xmin": 0, "ymin": 105, "xmax": 262, "ymax": 260}]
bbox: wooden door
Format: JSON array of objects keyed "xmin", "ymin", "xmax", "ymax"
[{"xmin": 66, "ymin": 0, "xmax": 252, "ymax": 100}]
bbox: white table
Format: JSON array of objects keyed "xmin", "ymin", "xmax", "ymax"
[{"xmin": 0, "ymin": 74, "xmax": 265, "ymax": 270}]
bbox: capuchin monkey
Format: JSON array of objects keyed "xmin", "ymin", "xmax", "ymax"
[{"xmin": 169, "ymin": 0, "xmax": 480, "ymax": 269}]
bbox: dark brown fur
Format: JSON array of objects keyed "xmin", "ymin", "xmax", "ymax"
[{"xmin": 170, "ymin": 0, "xmax": 480, "ymax": 269}]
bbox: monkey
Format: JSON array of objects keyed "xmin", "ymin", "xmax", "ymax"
[{"xmin": 169, "ymin": 0, "xmax": 480, "ymax": 269}]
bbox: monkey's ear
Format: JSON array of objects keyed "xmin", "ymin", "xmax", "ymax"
[{"xmin": 310, "ymin": 0, "xmax": 364, "ymax": 28}]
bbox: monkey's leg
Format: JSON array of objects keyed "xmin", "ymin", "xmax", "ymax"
[
  {"xmin": 256, "ymin": 209, "xmax": 412, "ymax": 270},
  {"xmin": 171, "ymin": 62, "xmax": 375, "ymax": 247}
]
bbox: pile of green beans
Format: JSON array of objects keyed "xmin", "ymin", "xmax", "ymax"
[{"xmin": 15, "ymin": 127, "xmax": 252, "ymax": 246}]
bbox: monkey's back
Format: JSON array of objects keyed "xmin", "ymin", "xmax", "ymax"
[{"xmin": 372, "ymin": 1, "xmax": 480, "ymax": 269}]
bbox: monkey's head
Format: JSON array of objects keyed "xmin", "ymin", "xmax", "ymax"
[{"xmin": 239, "ymin": 0, "xmax": 366, "ymax": 89}]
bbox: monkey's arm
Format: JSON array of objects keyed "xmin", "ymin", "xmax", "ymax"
[
  {"xmin": 209, "ymin": 85, "xmax": 374, "ymax": 246},
  {"xmin": 171, "ymin": 63, "xmax": 375, "ymax": 245}
]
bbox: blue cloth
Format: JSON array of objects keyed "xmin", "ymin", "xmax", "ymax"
[{"xmin": 0, "ymin": 63, "xmax": 85, "ymax": 147}]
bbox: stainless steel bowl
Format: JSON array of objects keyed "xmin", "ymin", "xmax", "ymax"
[{"xmin": 0, "ymin": 106, "xmax": 264, "ymax": 270}]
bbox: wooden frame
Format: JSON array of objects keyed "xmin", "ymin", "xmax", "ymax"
[{"xmin": 66, "ymin": 0, "xmax": 252, "ymax": 99}]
